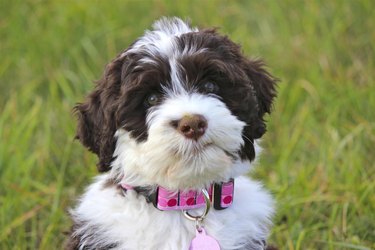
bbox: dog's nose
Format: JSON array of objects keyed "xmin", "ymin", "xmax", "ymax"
[{"xmin": 172, "ymin": 114, "xmax": 208, "ymax": 140}]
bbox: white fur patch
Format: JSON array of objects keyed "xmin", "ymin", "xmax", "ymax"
[
  {"xmin": 71, "ymin": 174, "xmax": 274, "ymax": 250},
  {"xmin": 122, "ymin": 17, "xmax": 198, "ymax": 59}
]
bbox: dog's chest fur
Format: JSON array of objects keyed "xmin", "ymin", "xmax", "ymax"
[{"xmin": 69, "ymin": 175, "xmax": 273, "ymax": 250}]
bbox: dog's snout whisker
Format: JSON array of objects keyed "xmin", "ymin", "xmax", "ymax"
[{"xmin": 242, "ymin": 134, "xmax": 254, "ymax": 146}]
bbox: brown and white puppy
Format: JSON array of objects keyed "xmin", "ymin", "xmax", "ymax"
[{"xmin": 68, "ymin": 17, "xmax": 277, "ymax": 250}]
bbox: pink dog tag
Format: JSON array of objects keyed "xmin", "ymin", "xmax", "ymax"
[{"xmin": 189, "ymin": 228, "xmax": 220, "ymax": 250}]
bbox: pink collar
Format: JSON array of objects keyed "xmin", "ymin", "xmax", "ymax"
[{"xmin": 120, "ymin": 178, "xmax": 234, "ymax": 211}]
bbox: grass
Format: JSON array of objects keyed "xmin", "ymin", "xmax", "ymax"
[{"xmin": 0, "ymin": 0, "xmax": 374, "ymax": 249}]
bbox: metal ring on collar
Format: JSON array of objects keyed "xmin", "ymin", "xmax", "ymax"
[{"xmin": 183, "ymin": 189, "xmax": 211, "ymax": 221}]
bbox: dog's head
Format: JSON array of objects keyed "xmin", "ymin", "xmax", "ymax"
[{"xmin": 75, "ymin": 17, "xmax": 277, "ymax": 190}]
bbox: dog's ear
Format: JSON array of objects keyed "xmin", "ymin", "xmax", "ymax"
[
  {"xmin": 239, "ymin": 58, "xmax": 277, "ymax": 161},
  {"xmin": 74, "ymin": 56, "xmax": 124, "ymax": 172},
  {"xmin": 244, "ymin": 58, "xmax": 278, "ymax": 139}
]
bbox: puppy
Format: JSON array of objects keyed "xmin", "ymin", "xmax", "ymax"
[{"xmin": 67, "ymin": 17, "xmax": 277, "ymax": 250}]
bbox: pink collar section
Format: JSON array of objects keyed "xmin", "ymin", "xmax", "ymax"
[{"xmin": 121, "ymin": 179, "xmax": 234, "ymax": 211}]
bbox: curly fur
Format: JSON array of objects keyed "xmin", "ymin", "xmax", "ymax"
[{"xmin": 68, "ymin": 17, "xmax": 278, "ymax": 250}]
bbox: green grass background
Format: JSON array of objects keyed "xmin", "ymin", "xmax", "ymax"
[{"xmin": 1, "ymin": 0, "xmax": 374, "ymax": 249}]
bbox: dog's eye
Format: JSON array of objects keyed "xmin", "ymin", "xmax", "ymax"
[
  {"xmin": 145, "ymin": 93, "xmax": 160, "ymax": 107},
  {"xmin": 202, "ymin": 82, "xmax": 219, "ymax": 93}
]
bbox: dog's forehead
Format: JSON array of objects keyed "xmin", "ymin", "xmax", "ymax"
[
  {"xmin": 119, "ymin": 17, "xmax": 245, "ymax": 95},
  {"xmin": 122, "ymin": 17, "xmax": 199, "ymax": 59}
]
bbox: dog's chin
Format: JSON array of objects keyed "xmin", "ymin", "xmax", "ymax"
[
  {"xmin": 155, "ymin": 148, "xmax": 236, "ymax": 190},
  {"xmin": 162, "ymin": 144, "xmax": 236, "ymax": 189},
  {"xmin": 112, "ymin": 130, "xmax": 242, "ymax": 190},
  {"xmin": 176, "ymin": 140, "xmax": 215, "ymax": 157},
  {"xmin": 145, "ymin": 133, "xmax": 242, "ymax": 189}
]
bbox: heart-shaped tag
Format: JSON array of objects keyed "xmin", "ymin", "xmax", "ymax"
[{"xmin": 189, "ymin": 227, "xmax": 220, "ymax": 250}]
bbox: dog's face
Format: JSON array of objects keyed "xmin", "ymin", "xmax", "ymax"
[{"xmin": 75, "ymin": 18, "xmax": 277, "ymax": 190}]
